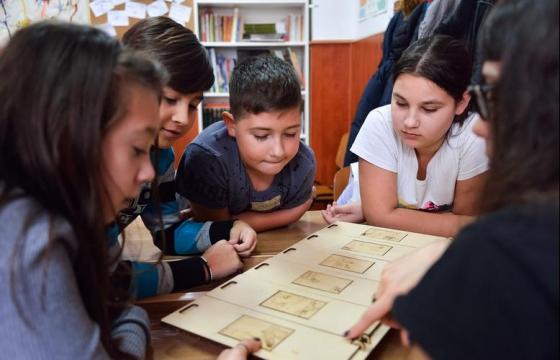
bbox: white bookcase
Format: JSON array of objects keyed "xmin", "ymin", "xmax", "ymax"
[{"xmin": 193, "ymin": 0, "xmax": 310, "ymax": 144}]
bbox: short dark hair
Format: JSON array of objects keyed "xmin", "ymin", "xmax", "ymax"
[
  {"xmin": 229, "ymin": 55, "xmax": 302, "ymax": 120},
  {"xmin": 480, "ymin": 0, "xmax": 559, "ymax": 212},
  {"xmin": 123, "ymin": 16, "xmax": 214, "ymax": 94},
  {"xmin": 393, "ymin": 35, "xmax": 472, "ymax": 125}
]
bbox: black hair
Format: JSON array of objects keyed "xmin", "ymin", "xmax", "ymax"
[
  {"xmin": 123, "ymin": 16, "xmax": 214, "ymax": 94},
  {"xmin": 480, "ymin": 0, "xmax": 559, "ymax": 212},
  {"xmin": 0, "ymin": 22, "xmax": 166, "ymax": 359},
  {"xmin": 393, "ymin": 35, "xmax": 473, "ymax": 125},
  {"xmin": 229, "ymin": 55, "xmax": 302, "ymax": 120}
]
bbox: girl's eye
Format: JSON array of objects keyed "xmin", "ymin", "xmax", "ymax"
[
  {"xmin": 164, "ymin": 97, "xmax": 177, "ymax": 105},
  {"xmin": 423, "ymin": 107, "xmax": 438, "ymax": 113},
  {"xmin": 396, "ymin": 102, "xmax": 408, "ymax": 107},
  {"xmin": 254, "ymin": 135, "xmax": 268, "ymax": 141},
  {"xmin": 284, "ymin": 133, "xmax": 297, "ymax": 138}
]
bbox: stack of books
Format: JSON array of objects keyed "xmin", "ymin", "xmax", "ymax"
[
  {"xmin": 199, "ymin": 8, "xmax": 242, "ymax": 42},
  {"xmin": 242, "ymin": 14, "xmax": 303, "ymax": 42},
  {"xmin": 208, "ymin": 49, "xmax": 237, "ymax": 93},
  {"xmin": 208, "ymin": 47, "xmax": 304, "ymax": 94},
  {"xmin": 202, "ymin": 103, "xmax": 230, "ymax": 129},
  {"xmin": 200, "ymin": 9, "xmax": 304, "ymax": 43}
]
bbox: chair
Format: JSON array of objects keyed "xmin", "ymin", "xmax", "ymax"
[
  {"xmin": 333, "ymin": 165, "xmax": 351, "ymax": 201},
  {"xmin": 313, "ymin": 132, "xmax": 350, "ymax": 202},
  {"xmin": 334, "ymin": 132, "xmax": 349, "ymax": 169}
]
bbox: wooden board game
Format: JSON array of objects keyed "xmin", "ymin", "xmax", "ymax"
[{"xmin": 162, "ymin": 222, "xmax": 447, "ymax": 359}]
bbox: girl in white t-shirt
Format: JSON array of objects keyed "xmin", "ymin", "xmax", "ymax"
[{"xmin": 323, "ymin": 35, "xmax": 489, "ymax": 237}]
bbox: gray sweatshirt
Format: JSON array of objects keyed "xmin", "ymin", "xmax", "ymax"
[{"xmin": 0, "ymin": 195, "xmax": 150, "ymax": 359}]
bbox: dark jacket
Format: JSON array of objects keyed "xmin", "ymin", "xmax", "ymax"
[
  {"xmin": 344, "ymin": 3, "xmax": 429, "ymax": 166},
  {"xmin": 435, "ymin": 0, "xmax": 496, "ymax": 82}
]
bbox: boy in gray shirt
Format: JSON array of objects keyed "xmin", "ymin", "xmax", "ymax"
[{"xmin": 177, "ymin": 55, "xmax": 316, "ymax": 232}]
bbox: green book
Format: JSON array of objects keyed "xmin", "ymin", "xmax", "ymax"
[{"xmin": 243, "ymin": 23, "xmax": 276, "ymax": 34}]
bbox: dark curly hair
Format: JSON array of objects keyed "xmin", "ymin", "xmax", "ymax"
[{"xmin": 229, "ymin": 55, "xmax": 302, "ymax": 121}]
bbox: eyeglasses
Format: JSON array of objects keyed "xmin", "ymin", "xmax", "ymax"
[{"xmin": 467, "ymin": 83, "xmax": 496, "ymax": 120}]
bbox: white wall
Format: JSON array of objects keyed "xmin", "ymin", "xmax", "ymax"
[
  {"xmin": 312, "ymin": 0, "xmax": 397, "ymax": 41},
  {"xmin": 356, "ymin": 1, "xmax": 397, "ymax": 39}
]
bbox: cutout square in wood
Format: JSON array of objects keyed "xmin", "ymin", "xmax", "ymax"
[
  {"xmin": 361, "ymin": 228, "xmax": 407, "ymax": 242},
  {"xmin": 292, "ymin": 271, "xmax": 353, "ymax": 294},
  {"xmin": 219, "ymin": 315, "xmax": 294, "ymax": 351},
  {"xmin": 320, "ymin": 254, "xmax": 375, "ymax": 274},
  {"xmin": 342, "ymin": 240, "xmax": 392, "ymax": 257},
  {"xmin": 260, "ymin": 290, "xmax": 327, "ymax": 319}
]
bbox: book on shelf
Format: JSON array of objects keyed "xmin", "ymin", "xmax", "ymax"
[
  {"xmin": 202, "ymin": 103, "xmax": 229, "ymax": 129},
  {"xmin": 242, "ymin": 15, "xmax": 302, "ymax": 42},
  {"xmin": 271, "ymin": 48, "xmax": 305, "ymax": 88},
  {"xmin": 246, "ymin": 33, "xmax": 285, "ymax": 42},
  {"xmin": 207, "ymin": 48, "xmax": 304, "ymax": 91},
  {"xmin": 199, "ymin": 8, "xmax": 243, "ymax": 42},
  {"xmin": 243, "ymin": 23, "xmax": 277, "ymax": 35},
  {"xmin": 208, "ymin": 48, "xmax": 237, "ymax": 93},
  {"xmin": 230, "ymin": 48, "xmax": 304, "ymax": 88}
]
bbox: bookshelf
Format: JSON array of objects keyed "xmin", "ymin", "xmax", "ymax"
[{"xmin": 193, "ymin": 0, "xmax": 310, "ymax": 144}]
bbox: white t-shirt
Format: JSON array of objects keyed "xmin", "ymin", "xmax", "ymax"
[
  {"xmin": 351, "ymin": 104, "xmax": 489, "ymax": 211},
  {"xmin": 336, "ymin": 162, "xmax": 361, "ymax": 205}
]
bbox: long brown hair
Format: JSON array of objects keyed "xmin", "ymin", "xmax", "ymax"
[
  {"xmin": 479, "ymin": 0, "xmax": 559, "ymax": 212},
  {"xmin": 0, "ymin": 22, "xmax": 165, "ymax": 358}
]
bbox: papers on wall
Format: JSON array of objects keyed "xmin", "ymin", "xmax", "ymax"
[
  {"xmin": 107, "ymin": 10, "xmax": 130, "ymax": 27},
  {"xmin": 147, "ymin": 0, "xmax": 169, "ymax": 17},
  {"xmin": 169, "ymin": 4, "xmax": 192, "ymax": 25},
  {"xmin": 125, "ymin": 1, "xmax": 147, "ymax": 19},
  {"xmin": 90, "ymin": 0, "xmax": 115, "ymax": 17}
]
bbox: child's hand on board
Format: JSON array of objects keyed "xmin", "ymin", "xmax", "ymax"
[
  {"xmin": 217, "ymin": 338, "xmax": 261, "ymax": 360},
  {"xmin": 321, "ymin": 202, "xmax": 365, "ymax": 224},
  {"xmin": 228, "ymin": 220, "xmax": 257, "ymax": 258},
  {"xmin": 344, "ymin": 239, "xmax": 451, "ymax": 341},
  {"xmin": 202, "ymin": 240, "xmax": 243, "ymax": 280}
]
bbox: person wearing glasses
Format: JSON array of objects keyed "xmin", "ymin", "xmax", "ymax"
[
  {"xmin": 345, "ymin": 0, "xmax": 558, "ymax": 359},
  {"xmin": 322, "ymin": 34, "xmax": 489, "ymax": 238}
]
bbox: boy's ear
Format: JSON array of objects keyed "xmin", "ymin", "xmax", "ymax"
[
  {"xmin": 223, "ymin": 111, "xmax": 236, "ymax": 137},
  {"xmin": 455, "ymin": 90, "xmax": 471, "ymax": 115}
]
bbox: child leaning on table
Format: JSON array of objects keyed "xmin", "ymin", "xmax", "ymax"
[
  {"xmin": 176, "ymin": 55, "xmax": 316, "ymax": 232},
  {"xmin": 323, "ymin": 35, "xmax": 489, "ymax": 237},
  {"xmin": 107, "ymin": 17, "xmax": 257, "ymax": 300}
]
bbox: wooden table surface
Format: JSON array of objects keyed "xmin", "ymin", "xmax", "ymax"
[{"xmin": 133, "ymin": 212, "xmax": 408, "ymax": 360}]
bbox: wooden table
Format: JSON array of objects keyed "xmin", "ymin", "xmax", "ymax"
[{"xmin": 134, "ymin": 212, "xmax": 407, "ymax": 359}]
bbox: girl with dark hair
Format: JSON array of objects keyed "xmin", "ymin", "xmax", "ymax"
[
  {"xmin": 0, "ymin": 21, "xmax": 260, "ymax": 360},
  {"xmin": 323, "ymin": 35, "xmax": 489, "ymax": 237},
  {"xmin": 113, "ymin": 17, "xmax": 257, "ymax": 299},
  {"xmin": 346, "ymin": 1, "xmax": 558, "ymax": 358},
  {"xmin": 0, "ymin": 21, "xmax": 164, "ymax": 359}
]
